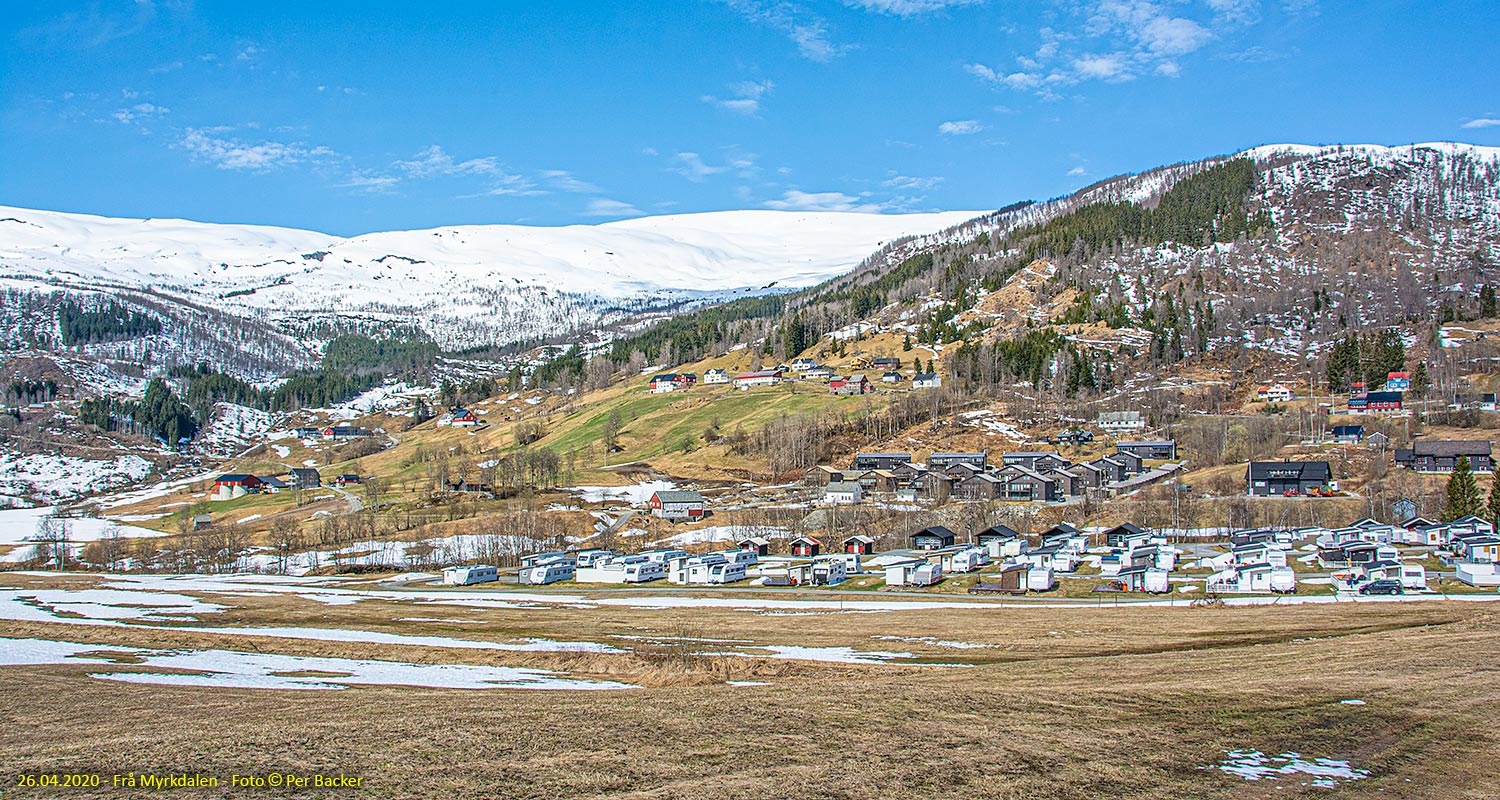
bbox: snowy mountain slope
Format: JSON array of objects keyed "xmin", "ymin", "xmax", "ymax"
[{"xmin": 0, "ymin": 206, "xmax": 984, "ymax": 349}]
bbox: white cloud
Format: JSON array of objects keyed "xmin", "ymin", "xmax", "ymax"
[
  {"xmin": 967, "ymin": 0, "xmax": 1250, "ymax": 95},
  {"xmin": 938, "ymin": 119, "xmax": 984, "ymax": 135},
  {"xmin": 540, "ymin": 170, "xmax": 601, "ymax": 193},
  {"xmin": 844, "ymin": 0, "xmax": 983, "ymax": 16},
  {"xmin": 704, "ymin": 79, "xmax": 775, "ymax": 115},
  {"xmin": 672, "ymin": 152, "xmax": 729, "ymax": 182},
  {"xmin": 1073, "ymin": 53, "xmax": 1131, "ymax": 80},
  {"xmin": 112, "ymin": 102, "xmax": 169, "ymax": 130},
  {"xmin": 882, "ymin": 174, "xmax": 943, "ymax": 191},
  {"xmin": 716, "ymin": 0, "xmax": 851, "ymax": 62},
  {"xmin": 583, "ymin": 198, "xmax": 642, "ymax": 217},
  {"xmin": 394, "ymin": 145, "xmax": 506, "ymax": 178},
  {"xmin": 338, "ymin": 173, "xmax": 400, "ymax": 194},
  {"xmin": 1067, "ymin": 166, "xmax": 1088, "ymax": 176},
  {"xmin": 178, "ymin": 128, "xmax": 332, "ymax": 172},
  {"xmin": 1462, "ymin": 118, "xmax": 1500, "ymax": 129},
  {"xmin": 765, "ymin": 189, "xmax": 886, "ymax": 213}
]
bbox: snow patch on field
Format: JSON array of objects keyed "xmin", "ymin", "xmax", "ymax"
[
  {"xmin": 1204, "ymin": 750, "xmax": 1370, "ymax": 788},
  {"xmin": 567, "ymin": 481, "xmax": 677, "ymax": 504},
  {"xmin": 0, "ymin": 637, "xmax": 636, "ymax": 691}
]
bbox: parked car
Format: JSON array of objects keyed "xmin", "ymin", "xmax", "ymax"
[
  {"xmin": 1358, "ymin": 579, "xmax": 1404, "ymax": 596},
  {"xmin": 1284, "ymin": 489, "xmax": 1301, "ymax": 497}
]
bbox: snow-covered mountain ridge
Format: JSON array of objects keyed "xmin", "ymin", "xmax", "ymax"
[{"xmin": 0, "ymin": 206, "xmax": 984, "ymax": 349}]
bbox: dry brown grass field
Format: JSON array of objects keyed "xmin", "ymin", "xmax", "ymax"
[{"xmin": 2, "ymin": 571, "xmax": 1498, "ymax": 799}]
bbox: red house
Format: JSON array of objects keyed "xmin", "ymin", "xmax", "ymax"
[
  {"xmin": 790, "ymin": 536, "xmax": 822, "ymax": 557},
  {"xmin": 842, "ymin": 534, "xmax": 875, "ymax": 554}
]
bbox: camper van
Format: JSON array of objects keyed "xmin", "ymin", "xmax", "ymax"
[
  {"xmin": 442, "ymin": 564, "xmax": 499, "ymax": 586},
  {"xmin": 521, "ymin": 560, "xmax": 576, "ymax": 585}
]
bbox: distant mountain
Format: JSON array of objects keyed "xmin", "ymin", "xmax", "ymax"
[{"xmin": 0, "ymin": 206, "xmax": 984, "ymax": 363}]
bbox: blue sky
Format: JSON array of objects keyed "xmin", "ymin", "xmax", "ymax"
[{"xmin": 2, "ymin": 0, "xmax": 1497, "ymax": 235}]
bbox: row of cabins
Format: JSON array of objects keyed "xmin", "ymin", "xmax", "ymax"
[{"xmin": 818, "ymin": 444, "xmax": 1174, "ymax": 505}]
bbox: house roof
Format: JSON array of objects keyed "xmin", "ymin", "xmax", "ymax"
[
  {"xmin": 843, "ymin": 534, "xmax": 875, "ymax": 544},
  {"xmin": 856, "ymin": 452, "xmax": 912, "ymax": 459},
  {"xmin": 1331, "ymin": 425, "xmax": 1365, "ymax": 435},
  {"xmin": 1118, "ymin": 440, "xmax": 1175, "ymax": 448},
  {"xmin": 825, "ymin": 481, "xmax": 861, "ymax": 492},
  {"xmin": 913, "ymin": 373, "xmax": 939, "ymax": 381},
  {"xmin": 790, "ymin": 536, "xmax": 822, "ymax": 546},
  {"xmin": 215, "ymin": 473, "xmax": 258, "ymax": 483},
  {"xmin": 1412, "ymin": 440, "xmax": 1493, "ymax": 457},
  {"xmin": 979, "ymin": 524, "xmax": 1022, "ymax": 539},
  {"xmin": 931, "ymin": 451, "xmax": 986, "ymax": 459},
  {"xmin": 1247, "ymin": 461, "xmax": 1332, "ymax": 482},
  {"xmin": 738, "ymin": 536, "xmax": 771, "ymax": 546},
  {"xmin": 913, "ymin": 525, "xmax": 956, "ymax": 540},
  {"xmin": 653, "ymin": 490, "xmax": 704, "ymax": 503}
]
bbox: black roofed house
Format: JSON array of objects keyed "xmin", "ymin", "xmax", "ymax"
[
  {"xmin": 911, "ymin": 525, "xmax": 956, "ymax": 550},
  {"xmin": 1393, "ymin": 448, "xmax": 1414, "ymax": 468},
  {"xmin": 324, "ymin": 425, "xmax": 373, "ymax": 440},
  {"xmin": 1002, "ymin": 452, "xmax": 1053, "ymax": 469},
  {"xmin": 290, "ymin": 467, "xmax": 321, "ymax": 490},
  {"xmin": 649, "ymin": 490, "xmax": 706, "ymax": 521},
  {"xmin": 257, "ymin": 475, "xmax": 289, "ymax": 493},
  {"xmin": 871, "ymin": 357, "xmax": 902, "ymax": 369},
  {"xmin": 1103, "ymin": 522, "xmax": 1149, "ymax": 547},
  {"xmin": 1331, "ymin": 425, "xmax": 1364, "ymax": 444},
  {"xmin": 853, "ymin": 452, "xmax": 913, "ymax": 471},
  {"xmin": 1115, "ymin": 440, "xmax": 1177, "ymax": 460},
  {"xmin": 1367, "ymin": 431, "xmax": 1390, "ymax": 448},
  {"xmin": 977, "ymin": 524, "xmax": 1023, "ymax": 546},
  {"xmin": 293, "ymin": 426, "xmax": 322, "ymax": 439},
  {"xmin": 1042, "ymin": 522, "xmax": 1080, "ymax": 539},
  {"xmin": 1246, "ymin": 461, "xmax": 1331, "ymax": 496},
  {"xmin": 1405, "ymin": 440, "xmax": 1494, "ymax": 473}
]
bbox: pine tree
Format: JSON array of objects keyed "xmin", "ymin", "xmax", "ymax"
[
  {"xmin": 902, "ymin": 334, "xmax": 912, "ymax": 352},
  {"xmin": 1481, "ymin": 284, "xmax": 1497, "ymax": 319},
  {"xmin": 1488, "ymin": 470, "xmax": 1500, "ymax": 530},
  {"xmin": 1409, "ymin": 362, "xmax": 1429, "ymax": 400},
  {"xmin": 1444, "ymin": 456, "xmax": 1483, "ymax": 521}
]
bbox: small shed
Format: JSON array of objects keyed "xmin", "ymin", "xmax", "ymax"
[
  {"xmin": 911, "ymin": 526, "xmax": 957, "ymax": 550},
  {"xmin": 789, "ymin": 536, "xmax": 822, "ymax": 557}
]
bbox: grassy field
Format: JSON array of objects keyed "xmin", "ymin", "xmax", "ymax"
[{"xmin": 1, "ymin": 571, "xmax": 1497, "ymax": 798}]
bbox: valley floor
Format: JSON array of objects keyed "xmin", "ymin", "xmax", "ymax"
[{"xmin": 1, "ymin": 571, "xmax": 1497, "ymax": 798}]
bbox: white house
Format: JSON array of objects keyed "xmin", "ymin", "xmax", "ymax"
[
  {"xmin": 822, "ymin": 480, "xmax": 863, "ymax": 505},
  {"xmin": 442, "ymin": 564, "xmax": 498, "ymax": 586},
  {"xmin": 1096, "ymin": 411, "xmax": 1145, "ymax": 432},
  {"xmin": 648, "ymin": 490, "xmax": 705, "ymax": 521},
  {"xmin": 1256, "ymin": 384, "xmax": 1295, "ymax": 403},
  {"xmin": 734, "ymin": 369, "xmax": 783, "ymax": 390},
  {"xmin": 913, "ymin": 373, "xmax": 942, "ymax": 389},
  {"xmin": 703, "ymin": 368, "xmax": 731, "ymax": 385}
]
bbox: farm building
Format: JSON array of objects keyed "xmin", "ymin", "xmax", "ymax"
[
  {"xmin": 1348, "ymin": 390, "xmax": 1403, "ymax": 413},
  {"xmin": 1096, "ymin": 410, "xmax": 1145, "ymax": 432},
  {"xmin": 648, "ymin": 490, "xmax": 706, "ymax": 521},
  {"xmin": 881, "ymin": 371, "xmax": 902, "ymax": 383},
  {"xmin": 829, "ymin": 375, "xmax": 874, "ymax": 395},
  {"xmin": 211, "ymin": 474, "xmax": 263, "ymax": 501},
  {"xmin": 447, "ymin": 409, "xmax": 480, "ymax": 426},
  {"xmin": 1256, "ymin": 384, "xmax": 1294, "ymax": 403},
  {"xmin": 324, "ymin": 425, "xmax": 373, "ymax": 439},
  {"xmin": 733, "ymin": 369, "xmax": 783, "ymax": 390},
  {"xmin": 703, "ymin": 368, "xmax": 730, "ymax": 384}
]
